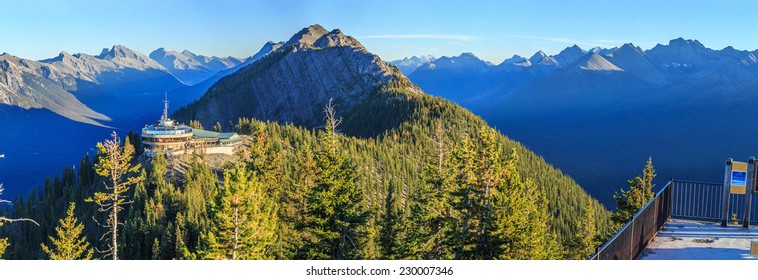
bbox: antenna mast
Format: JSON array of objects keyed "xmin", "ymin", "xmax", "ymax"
[{"xmin": 162, "ymin": 92, "xmax": 169, "ymax": 120}]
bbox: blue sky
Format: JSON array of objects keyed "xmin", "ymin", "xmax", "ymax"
[{"xmin": 2, "ymin": 0, "xmax": 756, "ymax": 64}]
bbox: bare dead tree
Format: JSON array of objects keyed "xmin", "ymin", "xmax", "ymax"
[
  {"xmin": 323, "ymin": 98, "xmax": 343, "ymax": 154},
  {"xmin": 0, "ymin": 183, "xmax": 39, "ymax": 258},
  {"xmin": 86, "ymin": 132, "xmax": 142, "ymax": 260},
  {"xmin": 0, "ymin": 184, "xmax": 39, "ymax": 226}
]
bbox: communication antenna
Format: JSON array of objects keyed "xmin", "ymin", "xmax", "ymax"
[{"xmin": 162, "ymin": 92, "xmax": 169, "ymax": 120}]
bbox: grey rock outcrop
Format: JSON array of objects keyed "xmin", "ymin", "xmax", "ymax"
[{"xmin": 176, "ymin": 25, "xmax": 405, "ymax": 130}]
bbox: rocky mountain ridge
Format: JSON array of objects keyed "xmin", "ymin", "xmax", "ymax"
[
  {"xmin": 388, "ymin": 55, "xmax": 436, "ymax": 75},
  {"xmin": 403, "ymin": 38, "xmax": 758, "ymax": 207},
  {"xmin": 149, "ymin": 48, "xmax": 244, "ymax": 85},
  {"xmin": 175, "ymin": 24, "xmax": 407, "ymax": 131}
]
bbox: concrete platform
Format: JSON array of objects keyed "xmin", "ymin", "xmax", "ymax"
[{"xmin": 640, "ymin": 219, "xmax": 758, "ymax": 260}]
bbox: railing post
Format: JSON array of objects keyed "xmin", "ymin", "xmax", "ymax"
[
  {"xmin": 745, "ymin": 157, "xmax": 755, "ymax": 228},
  {"xmin": 629, "ymin": 215, "xmax": 634, "ymax": 259},
  {"xmin": 722, "ymin": 159, "xmax": 733, "ymax": 227}
]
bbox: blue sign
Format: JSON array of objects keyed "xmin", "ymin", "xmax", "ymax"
[{"xmin": 732, "ymin": 171, "xmax": 747, "ymax": 186}]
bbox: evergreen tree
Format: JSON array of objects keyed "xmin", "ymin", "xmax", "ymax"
[
  {"xmin": 86, "ymin": 131, "xmax": 142, "ymax": 260},
  {"xmin": 446, "ymin": 127, "xmax": 506, "ymax": 259},
  {"xmin": 379, "ymin": 184, "xmax": 402, "ymax": 259},
  {"xmin": 189, "ymin": 120, "xmax": 204, "ymax": 130},
  {"xmin": 151, "ymin": 238, "xmax": 161, "ymax": 260},
  {"xmin": 40, "ymin": 202, "xmax": 93, "ymax": 260},
  {"xmin": 246, "ymin": 122, "xmax": 283, "ymax": 199},
  {"xmin": 570, "ymin": 201, "xmax": 598, "ymax": 259},
  {"xmin": 494, "ymin": 152, "xmax": 559, "ymax": 260},
  {"xmin": 174, "ymin": 213, "xmax": 196, "ymax": 260},
  {"xmin": 0, "ymin": 237, "xmax": 7, "ymax": 259},
  {"xmin": 0, "ymin": 78, "xmax": 616, "ymax": 259},
  {"xmin": 611, "ymin": 157, "xmax": 656, "ymax": 225},
  {"xmin": 304, "ymin": 100, "xmax": 370, "ymax": 259},
  {"xmin": 0, "ymin": 184, "xmax": 38, "ymax": 258},
  {"xmin": 402, "ymin": 121, "xmax": 453, "ymax": 259},
  {"xmin": 277, "ymin": 146, "xmax": 316, "ymax": 259},
  {"xmin": 202, "ymin": 163, "xmax": 278, "ymax": 260},
  {"xmin": 235, "ymin": 117, "xmax": 254, "ymax": 135},
  {"xmin": 214, "ymin": 122, "xmax": 223, "ymax": 133}
]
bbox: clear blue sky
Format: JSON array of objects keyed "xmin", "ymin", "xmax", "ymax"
[{"xmin": 2, "ymin": 0, "xmax": 756, "ymax": 64}]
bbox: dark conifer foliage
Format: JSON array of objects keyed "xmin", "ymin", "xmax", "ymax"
[
  {"xmin": 0, "ymin": 64, "xmax": 613, "ymax": 260},
  {"xmin": 0, "ymin": 82, "xmax": 613, "ymax": 260}
]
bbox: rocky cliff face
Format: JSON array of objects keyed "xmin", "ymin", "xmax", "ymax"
[
  {"xmin": 176, "ymin": 24, "xmax": 405, "ymax": 130},
  {"xmin": 0, "ymin": 45, "xmax": 194, "ymax": 124},
  {"xmin": 0, "ymin": 53, "xmax": 109, "ymax": 125}
]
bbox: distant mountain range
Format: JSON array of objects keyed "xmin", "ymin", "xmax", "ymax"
[
  {"xmin": 0, "ymin": 43, "xmax": 283, "ymax": 124},
  {"xmin": 388, "ymin": 55, "xmax": 435, "ymax": 75},
  {"xmin": 403, "ymin": 38, "xmax": 758, "ymax": 206},
  {"xmin": 0, "ymin": 42, "xmax": 281, "ymax": 200},
  {"xmin": 149, "ymin": 48, "xmax": 243, "ymax": 85}
]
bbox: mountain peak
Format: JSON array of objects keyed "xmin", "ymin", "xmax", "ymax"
[
  {"xmin": 0, "ymin": 52, "xmax": 19, "ymax": 61},
  {"xmin": 97, "ymin": 48, "xmax": 109, "ymax": 57},
  {"xmin": 285, "ymin": 24, "xmax": 329, "ymax": 47},
  {"xmin": 617, "ymin": 43, "xmax": 643, "ymax": 53},
  {"xmin": 149, "ymin": 48, "xmax": 171, "ymax": 57},
  {"xmin": 111, "ymin": 44, "xmax": 130, "ymax": 52},
  {"xmin": 97, "ymin": 45, "xmax": 137, "ymax": 59},
  {"xmin": 251, "ymin": 41, "xmax": 284, "ymax": 61},
  {"xmin": 555, "ymin": 45, "xmax": 586, "ymax": 65},
  {"xmin": 313, "ymin": 28, "xmax": 365, "ymax": 49},
  {"xmin": 529, "ymin": 50, "xmax": 547, "ymax": 62},
  {"xmin": 529, "ymin": 50, "xmax": 559, "ymax": 66},
  {"xmin": 503, "ymin": 54, "xmax": 527, "ymax": 64},
  {"xmin": 40, "ymin": 51, "xmax": 76, "ymax": 63},
  {"xmin": 668, "ymin": 38, "xmax": 705, "ymax": 50},
  {"xmin": 566, "ymin": 44, "xmax": 583, "ymax": 51},
  {"xmin": 459, "ymin": 52, "xmax": 480, "ymax": 59},
  {"xmin": 574, "ymin": 52, "xmax": 622, "ymax": 71}
]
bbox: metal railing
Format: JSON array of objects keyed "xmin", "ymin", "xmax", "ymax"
[
  {"xmin": 590, "ymin": 179, "xmax": 758, "ymax": 260},
  {"xmin": 670, "ymin": 180, "xmax": 758, "ymax": 224},
  {"xmin": 670, "ymin": 180, "xmax": 723, "ymax": 221},
  {"xmin": 589, "ymin": 180, "xmax": 672, "ymax": 260}
]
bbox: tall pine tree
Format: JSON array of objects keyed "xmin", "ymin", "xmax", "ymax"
[
  {"xmin": 277, "ymin": 146, "xmax": 316, "ymax": 259},
  {"xmin": 304, "ymin": 100, "xmax": 370, "ymax": 259},
  {"xmin": 493, "ymin": 149, "xmax": 559, "ymax": 260},
  {"xmin": 611, "ymin": 157, "xmax": 656, "ymax": 225},
  {"xmin": 202, "ymin": 163, "xmax": 278, "ymax": 260},
  {"xmin": 402, "ymin": 121, "xmax": 453, "ymax": 259},
  {"xmin": 41, "ymin": 203, "xmax": 94, "ymax": 260},
  {"xmin": 378, "ymin": 184, "xmax": 404, "ymax": 259},
  {"xmin": 569, "ymin": 201, "xmax": 598, "ymax": 259}
]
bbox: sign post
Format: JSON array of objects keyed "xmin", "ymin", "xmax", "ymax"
[
  {"xmin": 722, "ymin": 159, "xmax": 733, "ymax": 227},
  {"xmin": 747, "ymin": 157, "xmax": 756, "ymax": 228}
]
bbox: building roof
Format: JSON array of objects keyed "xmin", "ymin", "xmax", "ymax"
[{"xmin": 192, "ymin": 129, "xmax": 243, "ymax": 143}]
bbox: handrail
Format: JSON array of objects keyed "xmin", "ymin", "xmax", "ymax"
[
  {"xmin": 668, "ymin": 179, "xmax": 722, "ymax": 185},
  {"xmin": 636, "ymin": 180, "xmax": 673, "ymax": 218},
  {"xmin": 589, "ymin": 180, "xmax": 672, "ymax": 260}
]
